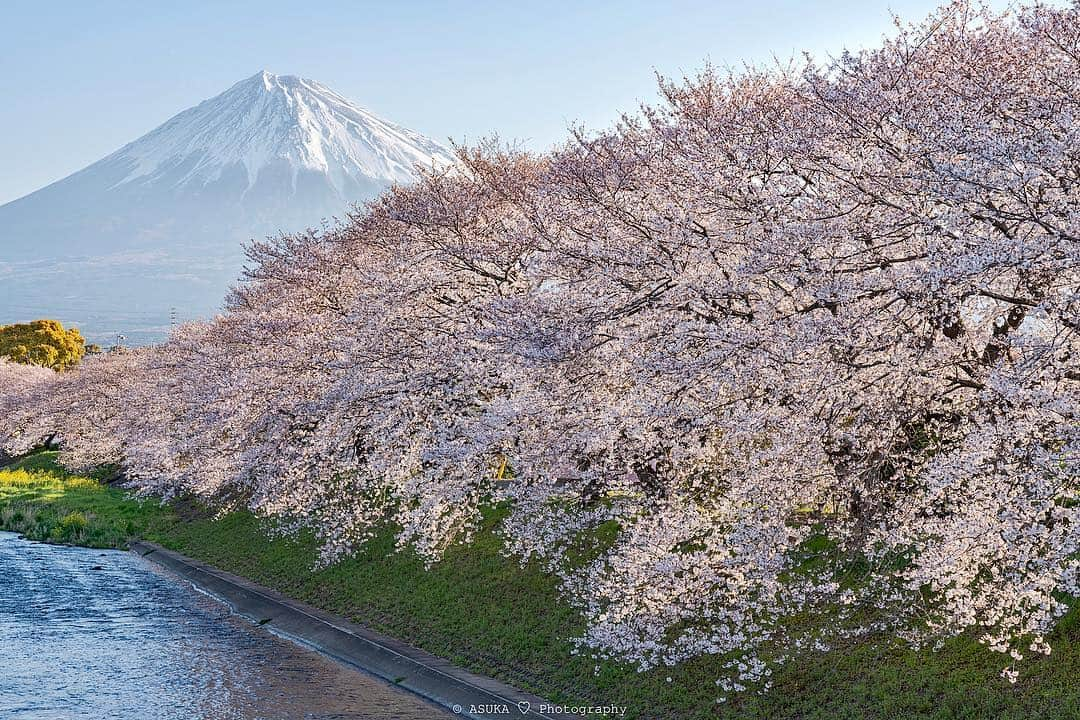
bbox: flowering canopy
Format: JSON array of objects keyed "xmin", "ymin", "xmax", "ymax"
[{"xmin": 2, "ymin": 1, "xmax": 1077, "ymax": 695}]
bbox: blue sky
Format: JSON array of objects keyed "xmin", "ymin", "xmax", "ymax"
[{"xmin": 2, "ymin": 0, "xmax": 1014, "ymax": 205}]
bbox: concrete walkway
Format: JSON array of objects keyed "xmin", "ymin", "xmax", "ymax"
[{"xmin": 131, "ymin": 541, "xmax": 584, "ymax": 720}]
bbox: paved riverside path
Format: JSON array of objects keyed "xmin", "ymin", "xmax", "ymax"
[{"xmin": 132, "ymin": 541, "xmax": 586, "ymax": 720}]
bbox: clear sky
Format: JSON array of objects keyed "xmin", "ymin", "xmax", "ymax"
[{"xmin": 1, "ymin": 0, "xmax": 1015, "ymax": 205}]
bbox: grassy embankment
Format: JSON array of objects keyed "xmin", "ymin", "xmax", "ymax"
[{"xmin": 1, "ymin": 450, "xmax": 1078, "ymax": 720}]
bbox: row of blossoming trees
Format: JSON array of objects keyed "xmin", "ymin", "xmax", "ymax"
[{"xmin": 2, "ymin": 1, "xmax": 1078, "ymax": 693}]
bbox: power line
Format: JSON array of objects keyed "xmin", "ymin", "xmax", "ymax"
[{"xmin": 0, "ymin": 304, "xmax": 194, "ymax": 320}]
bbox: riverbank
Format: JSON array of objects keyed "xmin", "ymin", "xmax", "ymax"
[
  {"xmin": 131, "ymin": 539, "xmax": 552, "ymax": 719},
  {"xmin": 2, "ymin": 452, "xmax": 1079, "ymax": 720}
]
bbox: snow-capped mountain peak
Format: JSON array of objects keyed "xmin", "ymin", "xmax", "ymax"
[
  {"xmin": 110, "ymin": 70, "xmax": 455, "ymax": 196},
  {"xmin": 0, "ymin": 71, "xmax": 455, "ymax": 344}
]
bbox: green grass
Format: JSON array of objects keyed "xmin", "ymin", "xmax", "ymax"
[
  {"xmin": 1, "ymin": 451, "xmax": 1078, "ymax": 719},
  {"xmin": 0, "ymin": 452, "xmax": 172, "ymax": 547}
]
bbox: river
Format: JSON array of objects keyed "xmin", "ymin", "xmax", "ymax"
[{"xmin": 0, "ymin": 531, "xmax": 449, "ymax": 719}]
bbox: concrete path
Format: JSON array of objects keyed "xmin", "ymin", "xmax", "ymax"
[{"xmin": 131, "ymin": 541, "xmax": 586, "ymax": 720}]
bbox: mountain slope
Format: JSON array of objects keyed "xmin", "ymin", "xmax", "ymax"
[{"xmin": 0, "ymin": 71, "xmax": 453, "ymax": 343}]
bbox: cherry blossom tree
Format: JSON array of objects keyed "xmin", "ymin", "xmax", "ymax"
[
  {"xmin": 0, "ymin": 359, "xmax": 58, "ymax": 459},
  {"xmin": 2, "ymin": 0, "xmax": 1077, "ymax": 697}
]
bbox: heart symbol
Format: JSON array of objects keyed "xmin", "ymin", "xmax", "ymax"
[{"xmin": 517, "ymin": 701, "xmax": 531, "ymax": 714}]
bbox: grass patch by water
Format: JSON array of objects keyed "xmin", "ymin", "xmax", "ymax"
[
  {"xmin": 0, "ymin": 452, "xmax": 171, "ymax": 547},
  {"xmin": 1, "ymin": 451, "xmax": 1078, "ymax": 719}
]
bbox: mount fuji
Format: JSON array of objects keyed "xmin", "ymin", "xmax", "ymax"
[{"xmin": 0, "ymin": 71, "xmax": 455, "ymax": 344}]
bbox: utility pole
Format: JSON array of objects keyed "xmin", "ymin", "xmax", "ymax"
[{"xmin": 169, "ymin": 307, "xmax": 178, "ymax": 329}]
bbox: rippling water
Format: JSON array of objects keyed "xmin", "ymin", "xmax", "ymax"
[{"xmin": 0, "ymin": 531, "xmax": 448, "ymax": 719}]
